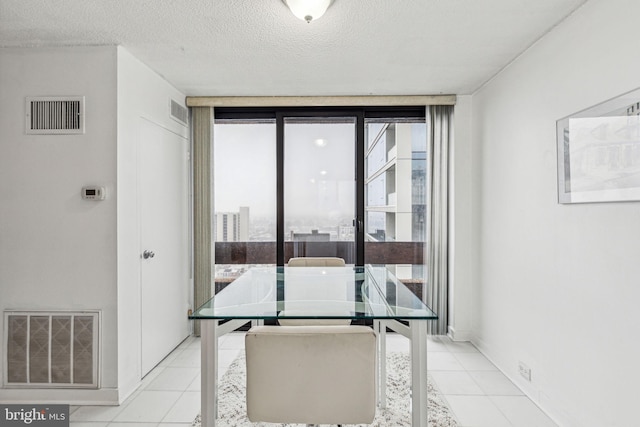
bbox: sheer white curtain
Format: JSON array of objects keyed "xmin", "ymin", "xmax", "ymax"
[
  {"xmin": 192, "ymin": 106, "xmax": 214, "ymax": 336},
  {"xmin": 426, "ymin": 105, "xmax": 453, "ymax": 335}
]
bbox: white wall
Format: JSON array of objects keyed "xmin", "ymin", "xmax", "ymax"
[
  {"xmin": 0, "ymin": 47, "xmax": 119, "ymax": 403},
  {"xmin": 470, "ymin": 0, "xmax": 640, "ymax": 425},
  {"xmin": 0, "ymin": 45, "xmax": 189, "ymax": 405},
  {"xmin": 449, "ymin": 95, "xmax": 474, "ymax": 341},
  {"xmin": 116, "ymin": 47, "xmax": 190, "ymax": 401}
]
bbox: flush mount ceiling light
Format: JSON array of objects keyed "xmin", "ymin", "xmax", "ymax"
[{"xmin": 283, "ymin": 0, "xmax": 333, "ymax": 23}]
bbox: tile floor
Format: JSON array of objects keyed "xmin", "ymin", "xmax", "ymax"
[{"xmin": 70, "ymin": 333, "xmax": 557, "ymax": 427}]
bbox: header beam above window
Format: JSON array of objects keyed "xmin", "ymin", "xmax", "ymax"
[
  {"xmin": 185, "ymin": 95, "xmax": 456, "ymax": 108},
  {"xmin": 214, "ymin": 106, "xmax": 425, "ymax": 121}
]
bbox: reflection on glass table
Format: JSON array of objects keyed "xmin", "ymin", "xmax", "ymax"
[{"xmin": 190, "ymin": 265, "xmax": 437, "ymax": 427}]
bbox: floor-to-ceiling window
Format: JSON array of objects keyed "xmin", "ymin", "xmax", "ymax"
[
  {"xmin": 212, "ymin": 107, "xmax": 427, "ymax": 298},
  {"xmin": 212, "ymin": 118, "xmax": 277, "ymax": 292},
  {"xmin": 284, "ymin": 117, "xmax": 357, "ymax": 262},
  {"xmin": 364, "ymin": 118, "xmax": 427, "ymax": 298}
]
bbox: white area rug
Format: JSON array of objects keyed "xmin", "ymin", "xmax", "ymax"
[{"xmin": 192, "ymin": 352, "xmax": 458, "ymax": 427}]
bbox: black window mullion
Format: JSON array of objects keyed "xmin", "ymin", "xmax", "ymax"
[
  {"xmin": 276, "ymin": 112, "xmax": 285, "ymax": 266},
  {"xmin": 355, "ymin": 111, "xmax": 365, "ymax": 266}
]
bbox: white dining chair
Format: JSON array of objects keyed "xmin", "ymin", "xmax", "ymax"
[
  {"xmin": 287, "ymin": 256, "xmax": 346, "ymax": 267},
  {"xmin": 279, "ymin": 257, "xmax": 351, "ymax": 326},
  {"xmin": 245, "ymin": 325, "xmax": 377, "ymax": 426}
]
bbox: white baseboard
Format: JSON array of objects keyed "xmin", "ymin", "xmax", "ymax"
[
  {"xmin": 447, "ymin": 325, "xmax": 473, "ymax": 341},
  {"xmin": 0, "ymin": 388, "xmax": 120, "ymax": 405}
]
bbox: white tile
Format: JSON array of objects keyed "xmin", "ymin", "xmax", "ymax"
[
  {"xmin": 430, "ymin": 371, "xmax": 485, "ymax": 395},
  {"xmin": 444, "ymin": 395, "xmax": 511, "ymax": 427},
  {"xmin": 71, "ymin": 406, "xmax": 127, "ymax": 422},
  {"xmin": 140, "ymin": 366, "xmax": 167, "ymax": 389},
  {"xmin": 219, "ymin": 332, "xmax": 246, "ymax": 350},
  {"xmin": 145, "ymin": 367, "xmax": 200, "ymax": 391},
  {"xmin": 168, "ymin": 349, "xmax": 200, "ymax": 368},
  {"xmin": 469, "ymin": 371, "xmax": 524, "ymax": 396},
  {"xmin": 426, "ymin": 336, "xmax": 450, "ymax": 352},
  {"xmin": 444, "ymin": 340, "xmax": 480, "ymax": 353},
  {"xmin": 106, "ymin": 423, "xmax": 158, "ymax": 427},
  {"xmin": 186, "ymin": 376, "xmax": 200, "ymax": 392},
  {"xmin": 120, "ymin": 389, "xmax": 143, "ymax": 407},
  {"xmin": 66, "ymin": 329, "xmax": 548, "ymax": 427},
  {"xmin": 158, "ymin": 349, "xmax": 185, "ymax": 367},
  {"xmin": 187, "ymin": 338, "xmax": 201, "ymax": 350},
  {"xmin": 162, "ymin": 392, "xmax": 201, "ymax": 423},
  {"xmin": 490, "ymin": 396, "xmax": 558, "ymax": 427},
  {"xmin": 179, "ymin": 336, "xmax": 199, "ymax": 349},
  {"xmin": 428, "ymin": 351, "xmax": 466, "ymax": 371},
  {"xmin": 69, "ymin": 423, "xmax": 109, "ymax": 427},
  {"xmin": 112, "ymin": 391, "xmax": 182, "ymax": 423},
  {"xmin": 454, "ymin": 353, "xmax": 498, "ymax": 371}
]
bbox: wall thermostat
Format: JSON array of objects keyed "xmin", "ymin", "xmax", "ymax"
[{"xmin": 82, "ymin": 186, "xmax": 106, "ymax": 200}]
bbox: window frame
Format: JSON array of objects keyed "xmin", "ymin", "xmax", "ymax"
[{"xmin": 213, "ymin": 106, "xmax": 426, "ymax": 266}]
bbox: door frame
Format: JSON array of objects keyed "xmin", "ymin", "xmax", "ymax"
[
  {"xmin": 275, "ymin": 110, "xmax": 365, "ymax": 266},
  {"xmin": 138, "ymin": 118, "xmax": 190, "ymax": 376}
]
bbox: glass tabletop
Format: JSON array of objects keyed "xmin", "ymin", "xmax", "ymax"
[{"xmin": 190, "ymin": 265, "xmax": 437, "ymax": 321}]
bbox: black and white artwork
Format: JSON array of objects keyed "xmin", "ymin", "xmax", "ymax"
[{"xmin": 557, "ymin": 88, "xmax": 640, "ymax": 203}]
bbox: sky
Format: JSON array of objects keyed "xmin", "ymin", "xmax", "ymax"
[{"xmin": 213, "ymin": 121, "xmax": 355, "ymax": 219}]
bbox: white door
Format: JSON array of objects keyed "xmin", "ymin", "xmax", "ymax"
[{"xmin": 139, "ymin": 119, "xmax": 190, "ymax": 376}]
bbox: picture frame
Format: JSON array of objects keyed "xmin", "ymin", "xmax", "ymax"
[{"xmin": 557, "ymin": 87, "xmax": 640, "ymax": 204}]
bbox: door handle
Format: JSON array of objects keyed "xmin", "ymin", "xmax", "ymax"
[{"xmin": 143, "ymin": 250, "xmax": 155, "ymax": 259}]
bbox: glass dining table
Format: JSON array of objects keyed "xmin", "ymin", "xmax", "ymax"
[{"xmin": 190, "ymin": 265, "xmax": 438, "ymax": 427}]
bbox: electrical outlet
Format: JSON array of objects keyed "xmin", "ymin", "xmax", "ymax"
[{"xmin": 518, "ymin": 361, "xmax": 532, "ymax": 381}]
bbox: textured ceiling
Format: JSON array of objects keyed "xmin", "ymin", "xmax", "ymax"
[{"xmin": 0, "ymin": 0, "xmax": 587, "ymax": 96}]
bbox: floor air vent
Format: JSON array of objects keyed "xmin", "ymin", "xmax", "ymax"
[
  {"xmin": 4, "ymin": 311, "xmax": 99, "ymax": 388},
  {"xmin": 170, "ymin": 99, "xmax": 188, "ymax": 126},
  {"xmin": 26, "ymin": 96, "xmax": 85, "ymax": 134}
]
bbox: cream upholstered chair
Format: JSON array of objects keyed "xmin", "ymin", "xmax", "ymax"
[
  {"xmin": 279, "ymin": 256, "xmax": 351, "ymax": 326},
  {"xmin": 245, "ymin": 325, "xmax": 377, "ymax": 426},
  {"xmin": 287, "ymin": 256, "xmax": 346, "ymax": 267}
]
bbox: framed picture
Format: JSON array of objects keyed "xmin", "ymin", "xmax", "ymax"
[{"xmin": 557, "ymin": 87, "xmax": 640, "ymax": 204}]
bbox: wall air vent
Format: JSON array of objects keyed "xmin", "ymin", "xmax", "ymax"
[
  {"xmin": 4, "ymin": 311, "xmax": 99, "ymax": 388},
  {"xmin": 26, "ymin": 96, "xmax": 85, "ymax": 135},
  {"xmin": 170, "ymin": 99, "xmax": 189, "ymax": 126}
]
